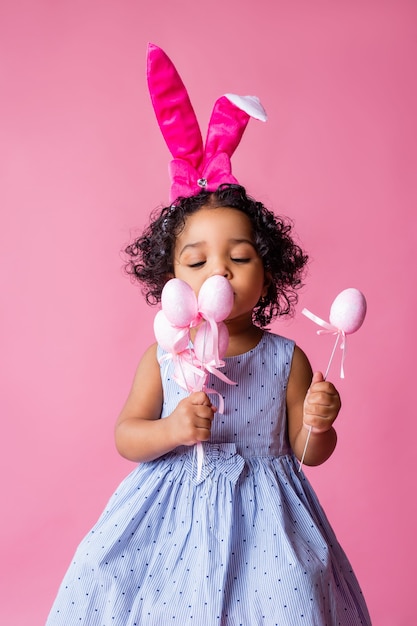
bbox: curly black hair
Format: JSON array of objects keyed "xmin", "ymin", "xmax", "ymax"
[{"xmin": 125, "ymin": 184, "xmax": 308, "ymax": 327}]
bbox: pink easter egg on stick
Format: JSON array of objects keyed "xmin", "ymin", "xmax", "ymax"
[
  {"xmin": 154, "ymin": 310, "xmax": 190, "ymax": 353},
  {"xmin": 161, "ymin": 278, "xmax": 199, "ymax": 328},
  {"xmin": 329, "ymin": 288, "xmax": 367, "ymax": 334},
  {"xmin": 197, "ymin": 275, "xmax": 234, "ymax": 322},
  {"xmin": 173, "ymin": 352, "xmax": 207, "ymax": 392}
]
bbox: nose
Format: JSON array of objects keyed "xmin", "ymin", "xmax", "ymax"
[
  {"xmin": 212, "ymin": 266, "xmax": 231, "ymax": 279},
  {"xmin": 210, "ymin": 257, "xmax": 232, "ymax": 280}
]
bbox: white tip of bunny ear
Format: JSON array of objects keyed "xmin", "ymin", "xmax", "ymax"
[{"xmin": 224, "ymin": 94, "xmax": 268, "ymax": 121}]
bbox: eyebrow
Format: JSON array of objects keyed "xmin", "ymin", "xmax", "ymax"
[{"xmin": 178, "ymin": 238, "xmax": 256, "ymax": 258}]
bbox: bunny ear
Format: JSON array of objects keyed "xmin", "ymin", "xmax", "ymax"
[
  {"xmin": 147, "ymin": 43, "xmax": 204, "ymax": 170},
  {"xmin": 146, "ymin": 45, "xmax": 268, "ymax": 200},
  {"xmin": 203, "ymin": 94, "xmax": 267, "ymax": 164}
]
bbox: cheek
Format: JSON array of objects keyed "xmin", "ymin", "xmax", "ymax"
[
  {"xmin": 173, "ymin": 263, "xmax": 187, "ymax": 280},
  {"xmin": 173, "ymin": 269, "xmax": 200, "ymax": 296}
]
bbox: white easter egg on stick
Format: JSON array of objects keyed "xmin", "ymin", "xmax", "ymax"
[{"xmin": 329, "ymin": 288, "xmax": 367, "ymax": 334}]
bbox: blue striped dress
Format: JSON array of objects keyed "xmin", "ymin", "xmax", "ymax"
[{"xmin": 46, "ymin": 332, "xmax": 371, "ymax": 625}]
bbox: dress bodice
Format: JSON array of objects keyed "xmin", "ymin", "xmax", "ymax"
[{"xmin": 159, "ymin": 331, "xmax": 294, "ymax": 458}]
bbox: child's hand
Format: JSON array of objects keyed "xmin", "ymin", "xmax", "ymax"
[
  {"xmin": 168, "ymin": 391, "xmax": 217, "ymax": 447},
  {"xmin": 302, "ymin": 372, "xmax": 341, "ymax": 433}
]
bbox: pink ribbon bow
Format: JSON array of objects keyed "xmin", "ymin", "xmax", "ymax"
[{"xmin": 302, "ymin": 308, "xmax": 347, "ymax": 379}]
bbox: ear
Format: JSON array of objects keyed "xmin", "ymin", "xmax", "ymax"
[{"xmin": 262, "ymin": 271, "xmax": 272, "ymax": 298}]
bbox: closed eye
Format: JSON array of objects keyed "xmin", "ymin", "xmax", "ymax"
[
  {"xmin": 232, "ymin": 258, "xmax": 251, "ymax": 263},
  {"xmin": 188, "ymin": 261, "xmax": 206, "ymax": 268}
]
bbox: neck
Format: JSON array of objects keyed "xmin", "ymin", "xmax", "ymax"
[{"xmin": 224, "ymin": 316, "xmax": 264, "ymax": 356}]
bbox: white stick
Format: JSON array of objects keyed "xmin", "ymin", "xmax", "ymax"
[
  {"xmin": 324, "ymin": 332, "xmax": 340, "ymax": 380},
  {"xmin": 194, "ymin": 322, "xmax": 208, "ymax": 481},
  {"xmin": 298, "ymin": 336, "xmax": 338, "ymax": 473},
  {"xmin": 298, "ymin": 425, "xmax": 312, "ymax": 473}
]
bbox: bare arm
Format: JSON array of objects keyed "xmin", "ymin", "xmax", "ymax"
[
  {"xmin": 115, "ymin": 344, "xmax": 216, "ymax": 463},
  {"xmin": 286, "ymin": 345, "xmax": 340, "ymax": 466}
]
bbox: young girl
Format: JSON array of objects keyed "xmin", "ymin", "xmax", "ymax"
[
  {"xmin": 47, "ymin": 44, "xmax": 371, "ymax": 625},
  {"xmin": 47, "ymin": 183, "xmax": 371, "ymax": 625}
]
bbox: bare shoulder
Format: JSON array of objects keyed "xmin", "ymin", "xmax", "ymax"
[
  {"xmin": 135, "ymin": 342, "xmax": 160, "ymax": 374},
  {"xmin": 125, "ymin": 342, "xmax": 161, "ymax": 389},
  {"xmin": 290, "ymin": 345, "xmax": 312, "ymax": 381},
  {"xmin": 116, "ymin": 342, "xmax": 163, "ymax": 425},
  {"xmin": 131, "ymin": 342, "xmax": 162, "ymax": 392},
  {"xmin": 286, "ymin": 345, "xmax": 313, "ymax": 408}
]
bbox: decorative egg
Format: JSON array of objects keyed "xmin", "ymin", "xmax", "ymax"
[
  {"xmin": 194, "ymin": 320, "xmax": 229, "ymax": 363},
  {"xmin": 329, "ymin": 288, "xmax": 367, "ymax": 334},
  {"xmin": 197, "ymin": 275, "xmax": 234, "ymax": 322},
  {"xmin": 153, "ymin": 310, "xmax": 190, "ymax": 353},
  {"xmin": 161, "ymin": 278, "xmax": 198, "ymax": 328},
  {"xmin": 173, "ymin": 353, "xmax": 207, "ymax": 392}
]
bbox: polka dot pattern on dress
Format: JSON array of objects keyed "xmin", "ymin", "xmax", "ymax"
[{"xmin": 47, "ymin": 332, "xmax": 371, "ymax": 625}]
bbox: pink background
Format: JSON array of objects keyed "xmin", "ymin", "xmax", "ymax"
[{"xmin": 1, "ymin": 1, "xmax": 416, "ymax": 624}]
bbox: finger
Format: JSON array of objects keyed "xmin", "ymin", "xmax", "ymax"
[
  {"xmin": 302, "ymin": 420, "xmax": 331, "ymax": 434},
  {"xmin": 311, "ymin": 371, "xmax": 324, "ymax": 385},
  {"xmin": 305, "ymin": 387, "xmax": 334, "ymax": 406},
  {"xmin": 195, "ymin": 416, "xmax": 214, "ymax": 429},
  {"xmin": 306, "ymin": 394, "xmax": 336, "ymax": 411},
  {"xmin": 306, "ymin": 372, "xmax": 328, "ymax": 398},
  {"xmin": 190, "ymin": 391, "xmax": 212, "ymax": 407},
  {"xmin": 196, "ymin": 405, "xmax": 216, "ymax": 420},
  {"xmin": 193, "ymin": 418, "xmax": 214, "ymax": 441},
  {"xmin": 308, "ymin": 382, "xmax": 340, "ymax": 403}
]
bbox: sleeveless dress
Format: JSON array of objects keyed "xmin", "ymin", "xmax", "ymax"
[{"xmin": 46, "ymin": 332, "xmax": 371, "ymax": 625}]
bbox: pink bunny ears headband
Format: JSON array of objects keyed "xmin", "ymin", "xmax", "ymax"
[{"xmin": 147, "ymin": 43, "xmax": 267, "ymax": 203}]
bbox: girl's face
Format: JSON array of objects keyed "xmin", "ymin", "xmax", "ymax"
[{"xmin": 173, "ymin": 207, "xmax": 269, "ymax": 324}]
